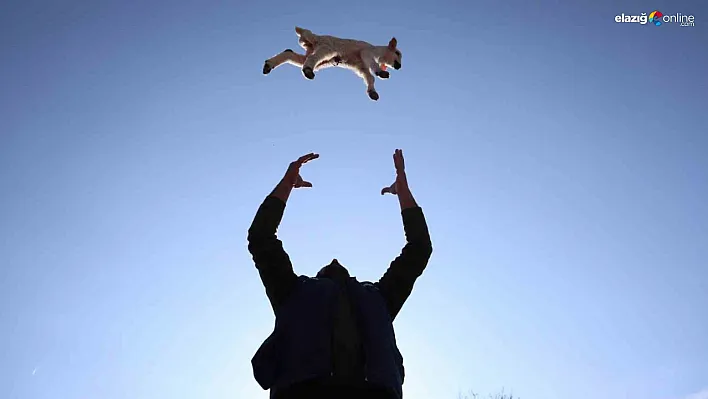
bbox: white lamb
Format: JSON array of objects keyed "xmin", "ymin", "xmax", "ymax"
[{"xmin": 262, "ymin": 27, "xmax": 403, "ymax": 101}]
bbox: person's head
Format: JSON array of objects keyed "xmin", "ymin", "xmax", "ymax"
[{"xmin": 316, "ymin": 258, "xmax": 350, "ymax": 282}]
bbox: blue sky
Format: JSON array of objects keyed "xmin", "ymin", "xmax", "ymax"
[{"xmin": 1, "ymin": 1, "xmax": 707, "ymax": 398}]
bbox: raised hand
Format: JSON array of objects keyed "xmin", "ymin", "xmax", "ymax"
[
  {"xmin": 381, "ymin": 149, "xmax": 406, "ymax": 195},
  {"xmin": 285, "ymin": 153, "xmax": 319, "ymax": 188}
]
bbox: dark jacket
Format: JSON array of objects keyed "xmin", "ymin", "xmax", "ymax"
[{"xmin": 247, "ymin": 196, "xmax": 432, "ymax": 399}]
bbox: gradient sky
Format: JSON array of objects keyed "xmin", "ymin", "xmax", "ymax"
[{"xmin": 1, "ymin": 1, "xmax": 707, "ymax": 399}]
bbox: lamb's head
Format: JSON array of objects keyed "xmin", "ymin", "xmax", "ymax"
[{"xmin": 379, "ymin": 37, "xmax": 402, "ymax": 70}]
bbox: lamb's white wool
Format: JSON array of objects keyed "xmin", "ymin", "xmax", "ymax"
[{"xmin": 263, "ymin": 27, "xmax": 403, "ymax": 101}]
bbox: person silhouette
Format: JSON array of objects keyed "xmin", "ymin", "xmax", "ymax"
[{"xmin": 247, "ymin": 149, "xmax": 432, "ymax": 399}]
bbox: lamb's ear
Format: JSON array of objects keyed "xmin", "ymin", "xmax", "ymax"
[{"xmin": 388, "ymin": 37, "xmax": 397, "ymax": 50}]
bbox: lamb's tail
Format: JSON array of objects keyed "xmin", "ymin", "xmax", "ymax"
[{"xmin": 295, "ymin": 26, "xmax": 315, "ymax": 41}]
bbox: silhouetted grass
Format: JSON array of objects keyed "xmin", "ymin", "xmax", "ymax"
[{"xmin": 458, "ymin": 388, "xmax": 519, "ymax": 399}]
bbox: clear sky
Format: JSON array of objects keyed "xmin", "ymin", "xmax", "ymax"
[{"xmin": 1, "ymin": 1, "xmax": 707, "ymax": 399}]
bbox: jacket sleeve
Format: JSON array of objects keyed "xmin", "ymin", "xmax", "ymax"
[
  {"xmin": 247, "ymin": 195, "xmax": 298, "ymax": 312},
  {"xmin": 376, "ymin": 206, "xmax": 433, "ymax": 321}
]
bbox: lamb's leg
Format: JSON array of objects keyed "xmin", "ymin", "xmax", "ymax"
[
  {"xmin": 263, "ymin": 49, "xmax": 306, "ymax": 75},
  {"xmin": 302, "ymin": 46, "xmax": 336, "ymax": 80},
  {"xmin": 374, "ymin": 67, "xmax": 389, "ymax": 79},
  {"xmin": 360, "ymin": 70, "xmax": 379, "ymax": 101}
]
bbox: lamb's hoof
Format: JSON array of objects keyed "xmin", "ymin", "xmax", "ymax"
[
  {"xmin": 302, "ymin": 66, "xmax": 315, "ymax": 80},
  {"xmin": 376, "ymin": 70, "xmax": 390, "ymax": 79},
  {"xmin": 263, "ymin": 61, "xmax": 272, "ymax": 75},
  {"xmin": 368, "ymin": 90, "xmax": 379, "ymax": 101}
]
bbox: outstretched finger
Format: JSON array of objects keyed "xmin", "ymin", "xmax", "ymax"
[
  {"xmin": 300, "ymin": 180, "xmax": 313, "ymax": 188},
  {"xmin": 381, "ymin": 182, "xmax": 397, "ymax": 195},
  {"xmin": 297, "ymin": 153, "xmax": 319, "ymax": 165},
  {"xmin": 304, "ymin": 153, "xmax": 319, "ymax": 162}
]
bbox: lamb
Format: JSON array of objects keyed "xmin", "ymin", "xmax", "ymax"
[{"xmin": 262, "ymin": 27, "xmax": 403, "ymax": 101}]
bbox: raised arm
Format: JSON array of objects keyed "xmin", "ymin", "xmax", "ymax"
[
  {"xmin": 377, "ymin": 149, "xmax": 433, "ymax": 320},
  {"xmin": 247, "ymin": 153, "xmax": 319, "ymax": 312}
]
